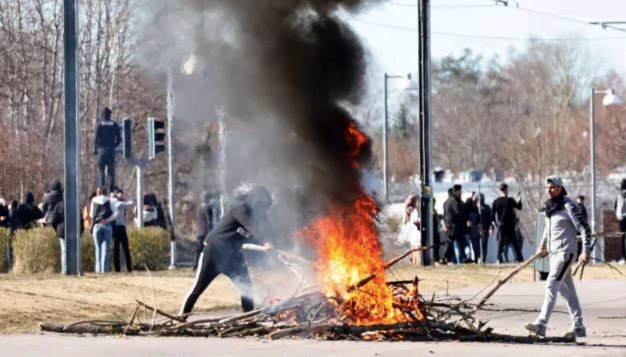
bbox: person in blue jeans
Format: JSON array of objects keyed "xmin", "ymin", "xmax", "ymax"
[{"xmin": 89, "ymin": 186, "xmax": 116, "ymax": 273}]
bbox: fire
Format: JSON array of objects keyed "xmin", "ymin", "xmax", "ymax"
[{"xmin": 299, "ymin": 121, "xmax": 419, "ymax": 325}]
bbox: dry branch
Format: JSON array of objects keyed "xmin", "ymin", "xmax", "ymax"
[{"xmin": 475, "ymin": 252, "xmax": 544, "ymax": 310}]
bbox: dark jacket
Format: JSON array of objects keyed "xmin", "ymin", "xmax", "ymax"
[
  {"xmin": 94, "ymin": 108, "xmax": 121, "ymax": 152},
  {"xmin": 492, "ymin": 196, "xmax": 522, "ymax": 227},
  {"xmin": 443, "ymin": 192, "xmax": 465, "ymax": 235},
  {"xmin": 16, "ymin": 191, "xmax": 43, "ymax": 229},
  {"xmin": 43, "ymin": 180, "xmax": 64, "ymax": 227},
  {"xmin": 577, "ymin": 203, "xmax": 588, "ymax": 223},
  {"xmin": 203, "ymin": 186, "xmax": 273, "ymax": 261},
  {"xmin": 465, "ymin": 198, "xmax": 480, "ymax": 238},
  {"xmin": 479, "ymin": 203, "xmax": 492, "ymax": 230},
  {"xmin": 0, "ymin": 202, "xmax": 8, "ymax": 228}
]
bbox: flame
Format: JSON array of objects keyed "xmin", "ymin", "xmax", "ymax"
[{"xmin": 299, "ymin": 121, "xmax": 419, "ymax": 325}]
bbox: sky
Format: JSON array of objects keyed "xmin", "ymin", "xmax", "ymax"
[{"xmin": 345, "ymin": 0, "xmax": 626, "ymax": 78}]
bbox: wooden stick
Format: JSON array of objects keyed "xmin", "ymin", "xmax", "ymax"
[
  {"xmin": 123, "ymin": 306, "xmax": 140, "ymax": 335},
  {"xmin": 135, "ymin": 300, "xmax": 186, "ymax": 323},
  {"xmin": 475, "ymin": 252, "xmax": 544, "ymax": 310}
]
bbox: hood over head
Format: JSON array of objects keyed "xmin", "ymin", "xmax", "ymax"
[
  {"xmin": 101, "ymin": 107, "xmax": 112, "ymax": 121},
  {"xmin": 49, "ymin": 179, "xmax": 62, "ymax": 192},
  {"xmin": 24, "ymin": 191, "xmax": 35, "ymax": 205}
]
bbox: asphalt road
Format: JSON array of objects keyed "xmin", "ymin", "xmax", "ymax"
[{"xmin": 3, "ymin": 279, "xmax": 626, "ymax": 357}]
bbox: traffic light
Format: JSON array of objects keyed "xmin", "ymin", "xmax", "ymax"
[
  {"xmin": 122, "ymin": 118, "xmax": 132, "ymax": 159},
  {"xmin": 147, "ymin": 117, "xmax": 166, "ymax": 160}
]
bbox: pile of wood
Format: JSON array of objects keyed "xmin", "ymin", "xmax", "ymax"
[{"xmin": 40, "ymin": 246, "xmax": 575, "ymax": 344}]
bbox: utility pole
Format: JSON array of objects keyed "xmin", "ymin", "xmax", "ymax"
[
  {"xmin": 63, "ymin": 0, "xmax": 81, "ymax": 275},
  {"xmin": 418, "ymin": 0, "xmax": 433, "ymax": 266},
  {"xmin": 135, "ymin": 159, "xmax": 145, "ymax": 228},
  {"xmin": 167, "ymin": 70, "xmax": 177, "ymax": 270}
]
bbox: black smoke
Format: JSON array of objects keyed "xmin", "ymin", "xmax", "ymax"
[{"xmin": 137, "ymin": 0, "xmax": 381, "ymax": 224}]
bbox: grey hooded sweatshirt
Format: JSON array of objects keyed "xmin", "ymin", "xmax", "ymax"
[{"xmin": 540, "ymin": 196, "xmax": 591, "ymax": 255}]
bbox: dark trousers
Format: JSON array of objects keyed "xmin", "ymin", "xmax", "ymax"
[
  {"xmin": 112, "ymin": 224, "xmax": 132, "ymax": 272},
  {"xmin": 98, "ymin": 148, "xmax": 116, "ymax": 190},
  {"xmin": 193, "ymin": 234, "xmax": 206, "ymax": 271},
  {"xmin": 480, "ymin": 228, "xmax": 490, "ymax": 263},
  {"xmin": 497, "ymin": 224, "xmax": 523, "ymax": 263},
  {"xmin": 180, "ymin": 251, "xmax": 254, "ymax": 315}
]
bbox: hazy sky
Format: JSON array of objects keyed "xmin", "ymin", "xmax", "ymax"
[{"xmin": 346, "ymin": 0, "xmax": 626, "ymax": 77}]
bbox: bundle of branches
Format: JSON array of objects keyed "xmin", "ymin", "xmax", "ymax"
[{"xmin": 40, "ymin": 246, "xmax": 575, "ymax": 344}]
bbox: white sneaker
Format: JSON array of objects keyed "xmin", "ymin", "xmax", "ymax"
[
  {"xmin": 619, "ymin": 259, "xmax": 626, "ymax": 265},
  {"xmin": 524, "ymin": 322, "xmax": 546, "ymax": 337}
]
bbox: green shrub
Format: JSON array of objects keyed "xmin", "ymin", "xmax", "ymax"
[
  {"xmin": 127, "ymin": 227, "xmax": 170, "ymax": 271},
  {"xmin": 10, "ymin": 226, "xmax": 170, "ymax": 274},
  {"xmin": 0, "ymin": 228, "xmax": 9, "ymax": 273},
  {"xmin": 12, "ymin": 228, "xmax": 60, "ymax": 274}
]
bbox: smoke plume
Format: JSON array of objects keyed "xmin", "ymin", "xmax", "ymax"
[{"xmin": 136, "ymin": 0, "xmax": 381, "ymax": 230}]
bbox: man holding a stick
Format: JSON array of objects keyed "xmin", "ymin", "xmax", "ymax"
[
  {"xmin": 525, "ymin": 175, "xmax": 591, "ymax": 338},
  {"xmin": 179, "ymin": 185, "xmax": 274, "ymax": 317}
]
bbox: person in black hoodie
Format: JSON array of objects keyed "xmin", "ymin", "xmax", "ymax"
[
  {"xmin": 42, "ymin": 179, "xmax": 66, "ymax": 273},
  {"xmin": 179, "ymin": 185, "xmax": 275, "ymax": 317},
  {"xmin": 443, "ymin": 185, "xmax": 466, "ymax": 264},
  {"xmin": 193, "ymin": 191, "xmax": 222, "ymax": 271},
  {"xmin": 478, "ymin": 194, "xmax": 493, "ymax": 264},
  {"xmin": 492, "ymin": 183, "xmax": 524, "ymax": 263},
  {"xmin": 16, "ymin": 192, "xmax": 43, "ymax": 229},
  {"xmin": 94, "ymin": 107, "xmax": 122, "ymax": 191}
]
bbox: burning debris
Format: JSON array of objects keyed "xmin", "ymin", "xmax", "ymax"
[{"xmin": 40, "ymin": 246, "xmax": 575, "ymax": 344}]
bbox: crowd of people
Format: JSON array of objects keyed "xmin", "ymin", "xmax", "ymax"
[
  {"xmin": 0, "ymin": 178, "xmax": 175, "ymax": 273},
  {"xmin": 401, "ymin": 182, "xmax": 589, "ymax": 265}
]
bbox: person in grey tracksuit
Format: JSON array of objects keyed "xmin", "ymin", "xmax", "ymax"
[{"xmin": 525, "ymin": 175, "xmax": 591, "ymax": 338}]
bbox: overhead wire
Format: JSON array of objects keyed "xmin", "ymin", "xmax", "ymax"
[{"xmin": 352, "ymin": 19, "xmax": 626, "ymax": 41}]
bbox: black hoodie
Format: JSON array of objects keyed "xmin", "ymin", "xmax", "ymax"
[
  {"xmin": 94, "ymin": 107, "xmax": 121, "ymax": 152},
  {"xmin": 43, "ymin": 180, "xmax": 64, "ymax": 226},
  {"xmin": 17, "ymin": 191, "xmax": 43, "ymax": 229},
  {"xmin": 203, "ymin": 186, "xmax": 274, "ymax": 260}
]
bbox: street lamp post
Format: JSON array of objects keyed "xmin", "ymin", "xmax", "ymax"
[
  {"xmin": 383, "ymin": 73, "xmax": 418, "ymax": 202},
  {"xmin": 589, "ymin": 88, "xmax": 622, "ymax": 258}
]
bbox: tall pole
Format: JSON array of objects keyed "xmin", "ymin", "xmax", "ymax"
[
  {"xmin": 590, "ymin": 88, "xmax": 597, "ymax": 236},
  {"xmin": 167, "ymin": 70, "xmax": 177, "ymax": 269},
  {"xmin": 136, "ymin": 160, "xmax": 145, "ymax": 228},
  {"xmin": 418, "ymin": 0, "xmax": 433, "ymax": 266},
  {"xmin": 383, "ymin": 74, "xmax": 389, "ymax": 202},
  {"xmin": 63, "ymin": 0, "xmax": 81, "ymax": 276}
]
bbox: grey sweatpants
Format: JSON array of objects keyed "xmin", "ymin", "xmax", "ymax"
[{"xmin": 536, "ymin": 251, "xmax": 583, "ymax": 327}]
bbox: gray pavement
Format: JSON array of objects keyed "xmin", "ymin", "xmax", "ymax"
[{"xmin": 3, "ymin": 279, "xmax": 626, "ymax": 357}]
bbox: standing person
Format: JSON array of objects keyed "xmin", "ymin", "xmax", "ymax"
[
  {"xmin": 575, "ymin": 196, "xmax": 588, "ymax": 259},
  {"xmin": 478, "ymin": 194, "xmax": 493, "ymax": 264},
  {"xmin": 432, "ymin": 198, "xmax": 442, "ymax": 264},
  {"xmin": 42, "ymin": 180, "xmax": 66, "ymax": 273},
  {"xmin": 16, "ymin": 192, "xmax": 44, "ymax": 229},
  {"xmin": 90, "ymin": 186, "xmax": 116, "ymax": 273},
  {"xmin": 466, "ymin": 196, "xmax": 480, "ymax": 263},
  {"xmin": 525, "ymin": 176, "xmax": 590, "ymax": 338},
  {"xmin": 94, "ymin": 107, "xmax": 121, "ymax": 191},
  {"xmin": 443, "ymin": 185, "xmax": 466, "ymax": 264},
  {"xmin": 179, "ymin": 185, "xmax": 275, "ymax": 316},
  {"xmin": 193, "ymin": 192, "xmax": 222, "ymax": 271},
  {"xmin": 110, "ymin": 188, "xmax": 134, "ymax": 273},
  {"xmin": 614, "ymin": 180, "xmax": 626, "ymax": 264},
  {"xmin": 492, "ymin": 183, "xmax": 524, "ymax": 263}
]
